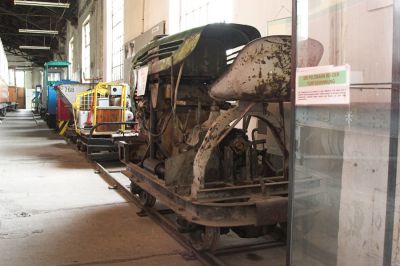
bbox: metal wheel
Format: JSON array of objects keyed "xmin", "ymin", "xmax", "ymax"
[
  {"xmin": 81, "ymin": 144, "xmax": 87, "ymax": 152},
  {"xmin": 138, "ymin": 189, "xmax": 156, "ymax": 207},
  {"xmin": 189, "ymin": 226, "xmax": 220, "ymax": 251},
  {"xmin": 130, "ymin": 181, "xmax": 156, "ymax": 209},
  {"xmin": 130, "ymin": 181, "xmax": 142, "ymax": 195},
  {"xmin": 270, "ymin": 222, "xmax": 287, "ymax": 241},
  {"xmin": 76, "ymin": 142, "xmax": 82, "ymax": 151}
]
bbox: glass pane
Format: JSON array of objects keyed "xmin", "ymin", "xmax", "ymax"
[
  {"xmin": 178, "ymin": 0, "xmax": 233, "ymax": 32},
  {"xmin": 292, "ymin": 1, "xmax": 394, "ymax": 265},
  {"xmin": 15, "ymin": 70, "xmax": 25, "ymax": 87},
  {"xmin": 8, "ymin": 68, "xmax": 15, "ymax": 86},
  {"xmin": 111, "ymin": 0, "xmax": 124, "ymax": 81}
]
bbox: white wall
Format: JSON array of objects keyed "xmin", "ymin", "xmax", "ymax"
[
  {"xmin": 124, "ymin": 0, "xmax": 170, "ymax": 43},
  {"xmin": 123, "ymin": 0, "xmax": 291, "ymax": 43},
  {"xmin": 232, "ymin": 0, "xmax": 291, "ymax": 36},
  {"xmin": 65, "ymin": 0, "xmax": 293, "ymax": 83}
]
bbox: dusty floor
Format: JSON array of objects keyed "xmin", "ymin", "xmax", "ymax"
[{"xmin": 0, "ymin": 110, "xmax": 201, "ymax": 266}]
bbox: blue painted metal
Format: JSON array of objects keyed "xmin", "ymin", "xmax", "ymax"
[
  {"xmin": 43, "ymin": 60, "xmax": 77, "ymax": 128},
  {"xmin": 44, "ymin": 61, "xmax": 70, "ymax": 115}
]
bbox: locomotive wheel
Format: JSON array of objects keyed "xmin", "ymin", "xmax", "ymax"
[
  {"xmin": 189, "ymin": 226, "xmax": 220, "ymax": 251},
  {"xmin": 76, "ymin": 142, "xmax": 82, "ymax": 151},
  {"xmin": 129, "ymin": 181, "xmax": 156, "ymax": 207},
  {"xmin": 269, "ymin": 223, "xmax": 287, "ymax": 241},
  {"xmin": 138, "ymin": 190, "xmax": 156, "ymax": 207},
  {"xmin": 81, "ymin": 145, "xmax": 87, "ymax": 152},
  {"xmin": 130, "ymin": 181, "xmax": 142, "ymax": 195}
]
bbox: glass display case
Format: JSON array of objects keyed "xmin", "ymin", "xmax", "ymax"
[{"xmin": 289, "ymin": 0, "xmax": 399, "ymax": 265}]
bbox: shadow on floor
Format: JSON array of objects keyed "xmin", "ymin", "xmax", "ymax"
[
  {"xmin": 0, "ymin": 204, "xmax": 197, "ymax": 266},
  {"xmin": 0, "ymin": 111, "xmax": 95, "ymax": 169}
]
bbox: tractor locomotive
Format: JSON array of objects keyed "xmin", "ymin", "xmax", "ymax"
[{"xmin": 118, "ymin": 23, "xmax": 323, "ymax": 250}]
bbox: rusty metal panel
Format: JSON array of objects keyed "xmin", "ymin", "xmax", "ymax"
[
  {"xmin": 191, "ymin": 102, "xmax": 255, "ymax": 198},
  {"xmin": 209, "ymin": 36, "xmax": 291, "ymax": 102},
  {"xmin": 165, "ymin": 149, "xmax": 196, "ymax": 187},
  {"xmin": 209, "ymin": 37, "xmax": 323, "ymax": 102}
]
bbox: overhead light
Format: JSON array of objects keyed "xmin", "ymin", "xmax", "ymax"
[
  {"xmin": 19, "ymin": 29, "xmax": 58, "ymax": 35},
  {"xmin": 14, "ymin": 0, "xmax": 70, "ymax": 8},
  {"xmin": 19, "ymin": 45, "xmax": 50, "ymax": 50}
]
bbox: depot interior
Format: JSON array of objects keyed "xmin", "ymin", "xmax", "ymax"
[{"xmin": 0, "ymin": 0, "xmax": 399, "ymax": 265}]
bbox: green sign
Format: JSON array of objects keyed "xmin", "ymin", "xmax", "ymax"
[{"xmin": 298, "ymin": 70, "xmax": 347, "ymax": 87}]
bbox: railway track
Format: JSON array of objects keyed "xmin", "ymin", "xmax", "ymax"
[{"xmin": 92, "ymin": 161, "xmax": 286, "ymax": 266}]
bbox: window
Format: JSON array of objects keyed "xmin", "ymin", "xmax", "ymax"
[
  {"xmin": 8, "ymin": 68, "xmax": 15, "ymax": 86},
  {"xmin": 15, "ymin": 70, "xmax": 24, "ymax": 87},
  {"xmin": 82, "ymin": 16, "xmax": 90, "ymax": 82},
  {"xmin": 68, "ymin": 37, "xmax": 74, "ymax": 80},
  {"xmin": 111, "ymin": 0, "xmax": 124, "ymax": 81},
  {"xmin": 169, "ymin": 0, "xmax": 233, "ymax": 34},
  {"xmin": 48, "ymin": 72, "xmax": 61, "ymax": 82}
]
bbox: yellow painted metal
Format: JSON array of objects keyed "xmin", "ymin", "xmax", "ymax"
[
  {"xmin": 58, "ymin": 120, "xmax": 69, "ymax": 136},
  {"xmin": 72, "ymin": 82, "xmax": 130, "ymax": 136}
]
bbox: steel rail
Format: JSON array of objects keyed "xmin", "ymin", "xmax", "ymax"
[{"xmin": 93, "ymin": 161, "xmax": 226, "ymax": 266}]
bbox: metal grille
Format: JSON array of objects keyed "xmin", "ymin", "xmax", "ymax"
[{"xmin": 79, "ymin": 92, "xmax": 107, "ymax": 111}]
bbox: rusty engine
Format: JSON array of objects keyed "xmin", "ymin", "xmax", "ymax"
[{"xmin": 119, "ymin": 23, "xmax": 322, "ymax": 250}]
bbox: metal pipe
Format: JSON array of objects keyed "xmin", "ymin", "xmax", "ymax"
[
  {"xmin": 173, "ymin": 63, "xmax": 184, "ymax": 115},
  {"xmin": 149, "ymin": 99, "xmax": 157, "ymax": 159},
  {"xmin": 143, "ymin": 158, "xmax": 165, "ymax": 177}
]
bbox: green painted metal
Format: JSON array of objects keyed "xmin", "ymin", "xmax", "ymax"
[
  {"xmin": 44, "ymin": 60, "xmax": 70, "ymax": 87},
  {"xmin": 132, "ymin": 23, "xmax": 261, "ymax": 76},
  {"xmin": 44, "ymin": 60, "xmax": 70, "ymax": 68}
]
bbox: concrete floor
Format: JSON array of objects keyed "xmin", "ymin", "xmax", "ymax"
[{"xmin": 0, "ymin": 110, "xmax": 201, "ymax": 266}]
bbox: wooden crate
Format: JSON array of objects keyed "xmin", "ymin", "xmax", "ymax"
[{"xmin": 95, "ymin": 108, "xmax": 123, "ymax": 132}]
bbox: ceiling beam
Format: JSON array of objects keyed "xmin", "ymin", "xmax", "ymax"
[
  {"xmin": 7, "ymin": 54, "xmax": 48, "ymax": 57},
  {"xmin": 0, "ymin": 6, "xmax": 44, "ymax": 31},
  {"xmin": 0, "ymin": 12, "xmax": 63, "ymax": 17},
  {"xmin": 4, "ymin": 41, "xmax": 50, "ymax": 64},
  {"xmin": 0, "ymin": 32, "xmax": 54, "ymax": 37},
  {"xmin": 14, "ymin": 1, "xmax": 70, "ymax": 8}
]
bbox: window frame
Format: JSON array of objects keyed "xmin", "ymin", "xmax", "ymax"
[
  {"xmin": 82, "ymin": 15, "xmax": 91, "ymax": 82},
  {"xmin": 110, "ymin": 0, "xmax": 124, "ymax": 82},
  {"xmin": 68, "ymin": 37, "xmax": 74, "ymax": 80}
]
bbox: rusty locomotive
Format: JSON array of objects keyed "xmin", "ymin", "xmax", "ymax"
[{"xmin": 118, "ymin": 23, "xmax": 323, "ymax": 250}]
